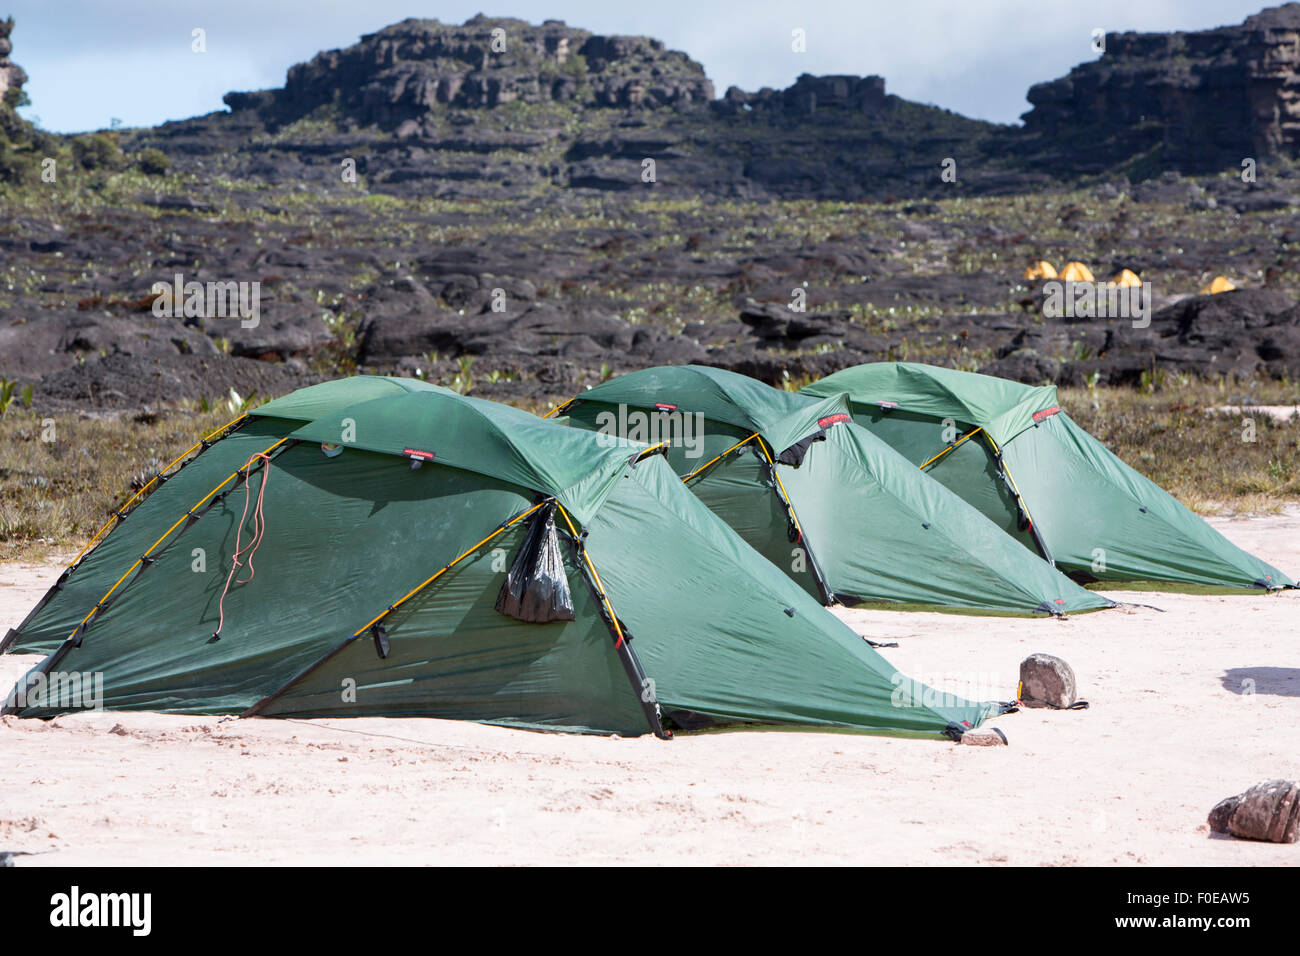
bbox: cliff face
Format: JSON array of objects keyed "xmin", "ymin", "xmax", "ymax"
[
  {"xmin": 19, "ymin": 8, "xmax": 1300, "ymax": 198},
  {"xmin": 136, "ymin": 15, "xmax": 1015, "ymax": 202},
  {"xmin": 1021, "ymin": 3, "xmax": 1300, "ymax": 173},
  {"xmin": 223, "ymin": 16, "xmax": 714, "ymax": 128}
]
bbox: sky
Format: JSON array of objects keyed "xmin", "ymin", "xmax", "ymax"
[{"xmin": 6, "ymin": 0, "xmax": 1274, "ymax": 133}]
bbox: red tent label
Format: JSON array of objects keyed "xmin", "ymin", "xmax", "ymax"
[{"xmin": 817, "ymin": 413, "xmax": 851, "ymax": 428}]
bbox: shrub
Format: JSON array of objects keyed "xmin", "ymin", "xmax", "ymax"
[
  {"xmin": 70, "ymin": 131, "xmax": 123, "ymax": 171},
  {"xmin": 134, "ymin": 147, "xmax": 170, "ymax": 176}
]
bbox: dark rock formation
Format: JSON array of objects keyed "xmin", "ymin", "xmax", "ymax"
[
  {"xmin": 223, "ymin": 16, "xmax": 713, "ymax": 128},
  {"xmin": 127, "ymin": 12, "xmax": 1031, "ymax": 202},
  {"xmin": 1022, "ymin": 4, "xmax": 1300, "ymax": 174},
  {"xmin": 717, "ymin": 74, "xmax": 887, "ymax": 117}
]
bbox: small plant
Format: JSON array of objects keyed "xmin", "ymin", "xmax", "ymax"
[
  {"xmin": 0, "ymin": 378, "xmax": 33, "ymax": 416},
  {"xmin": 1138, "ymin": 367, "xmax": 1166, "ymax": 394},
  {"xmin": 448, "ymin": 356, "xmax": 475, "ymax": 394}
]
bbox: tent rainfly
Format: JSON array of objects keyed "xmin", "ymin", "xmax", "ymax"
[
  {"xmin": 2, "ymin": 376, "xmax": 1005, "ymax": 740},
  {"xmin": 803, "ymin": 362, "xmax": 1295, "ymax": 591},
  {"xmin": 555, "ymin": 366, "xmax": 1112, "ymax": 616}
]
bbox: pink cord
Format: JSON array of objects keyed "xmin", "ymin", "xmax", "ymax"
[{"xmin": 214, "ymin": 453, "xmax": 271, "ymax": 638}]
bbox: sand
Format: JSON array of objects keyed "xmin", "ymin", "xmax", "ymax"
[{"xmin": 1, "ymin": 510, "xmax": 1297, "ymax": 866}]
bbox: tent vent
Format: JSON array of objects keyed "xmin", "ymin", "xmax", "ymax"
[
  {"xmin": 777, "ymin": 431, "xmax": 826, "ymax": 466},
  {"xmin": 495, "ymin": 503, "xmax": 576, "ymax": 624}
]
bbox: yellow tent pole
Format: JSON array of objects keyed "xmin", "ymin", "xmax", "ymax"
[
  {"xmin": 980, "ymin": 431, "xmax": 1051, "ymax": 562},
  {"xmin": 753, "ymin": 436, "xmax": 808, "ymax": 542},
  {"xmin": 917, "ymin": 426, "xmax": 984, "ymax": 472},
  {"xmin": 64, "ymin": 436, "xmax": 288, "ymax": 643},
  {"xmin": 680, "ymin": 432, "xmax": 760, "ymax": 482},
  {"xmin": 67, "ymin": 413, "xmax": 249, "ymax": 568},
  {"xmin": 542, "ymin": 399, "xmax": 575, "ymax": 419},
  {"xmin": 555, "ymin": 503, "xmax": 627, "ymax": 647},
  {"xmin": 351, "ymin": 501, "xmax": 548, "ymax": 636}
]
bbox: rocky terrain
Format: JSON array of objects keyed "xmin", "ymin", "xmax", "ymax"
[{"xmin": 1, "ymin": 9, "xmax": 1300, "ymax": 413}]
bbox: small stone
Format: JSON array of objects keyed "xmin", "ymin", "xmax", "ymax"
[
  {"xmin": 1019, "ymin": 653, "xmax": 1078, "ymax": 709},
  {"xmin": 961, "ymin": 727, "xmax": 1008, "ymax": 747}
]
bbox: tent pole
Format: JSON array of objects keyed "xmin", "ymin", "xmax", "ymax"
[
  {"xmin": 4, "ymin": 414, "xmax": 253, "ymax": 648},
  {"xmin": 55, "ymin": 438, "xmax": 295, "ymax": 654},
  {"xmin": 554, "ymin": 505, "xmax": 671, "ymax": 740},
  {"xmin": 753, "ymin": 437, "xmax": 836, "ymax": 606}
]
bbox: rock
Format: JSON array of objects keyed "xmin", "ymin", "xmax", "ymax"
[
  {"xmin": 1208, "ymin": 780, "xmax": 1300, "ymax": 843},
  {"xmin": 1022, "ymin": 6, "xmax": 1300, "ymax": 174},
  {"xmin": 719, "ymin": 73, "xmax": 887, "ymax": 116},
  {"xmin": 961, "ymin": 727, "xmax": 1008, "ymax": 747},
  {"xmin": 36, "ymin": 353, "xmax": 315, "ymax": 409},
  {"xmin": 1018, "ymin": 653, "xmax": 1078, "ymax": 709},
  {"xmin": 222, "ymin": 16, "xmax": 712, "ymax": 130},
  {"xmin": 980, "ymin": 349, "xmax": 1061, "ymax": 385},
  {"xmin": 738, "ymin": 300, "xmax": 857, "ymax": 344}
]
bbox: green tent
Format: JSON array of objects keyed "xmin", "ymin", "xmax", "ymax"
[
  {"xmin": 3, "ymin": 376, "xmax": 1003, "ymax": 740},
  {"xmin": 556, "ymin": 366, "xmax": 1112, "ymax": 616},
  {"xmin": 803, "ymin": 362, "xmax": 1296, "ymax": 591}
]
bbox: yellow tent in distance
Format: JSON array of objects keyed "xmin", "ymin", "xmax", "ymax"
[{"xmin": 1059, "ymin": 261, "xmax": 1095, "ymax": 282}]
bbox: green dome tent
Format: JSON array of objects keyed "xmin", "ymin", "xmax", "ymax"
[
  {"xmin": 555, "ymin": 366, "xmax": 1111, "ymax": 616},
  {"xmin": 3, "ymin": 376, "xmax": 1003, "ymax": 740},
  {"xmin": 803, "ymin": 362, "xmax": 1295, "ymax": 591}
]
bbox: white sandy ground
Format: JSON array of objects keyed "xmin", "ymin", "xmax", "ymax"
[{"xmin": 0, "ymin": 511, "xmax": 1297, "ymax": 866}]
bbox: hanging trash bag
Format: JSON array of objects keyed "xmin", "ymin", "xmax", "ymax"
[{"xmin": 495, "ymin": 502, "xmax": 576, "ymax": 623}]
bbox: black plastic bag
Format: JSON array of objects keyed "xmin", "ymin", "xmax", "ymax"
[{"xmin": 495, "ymin": 503, "xmax": 576, "ymax": 623}]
